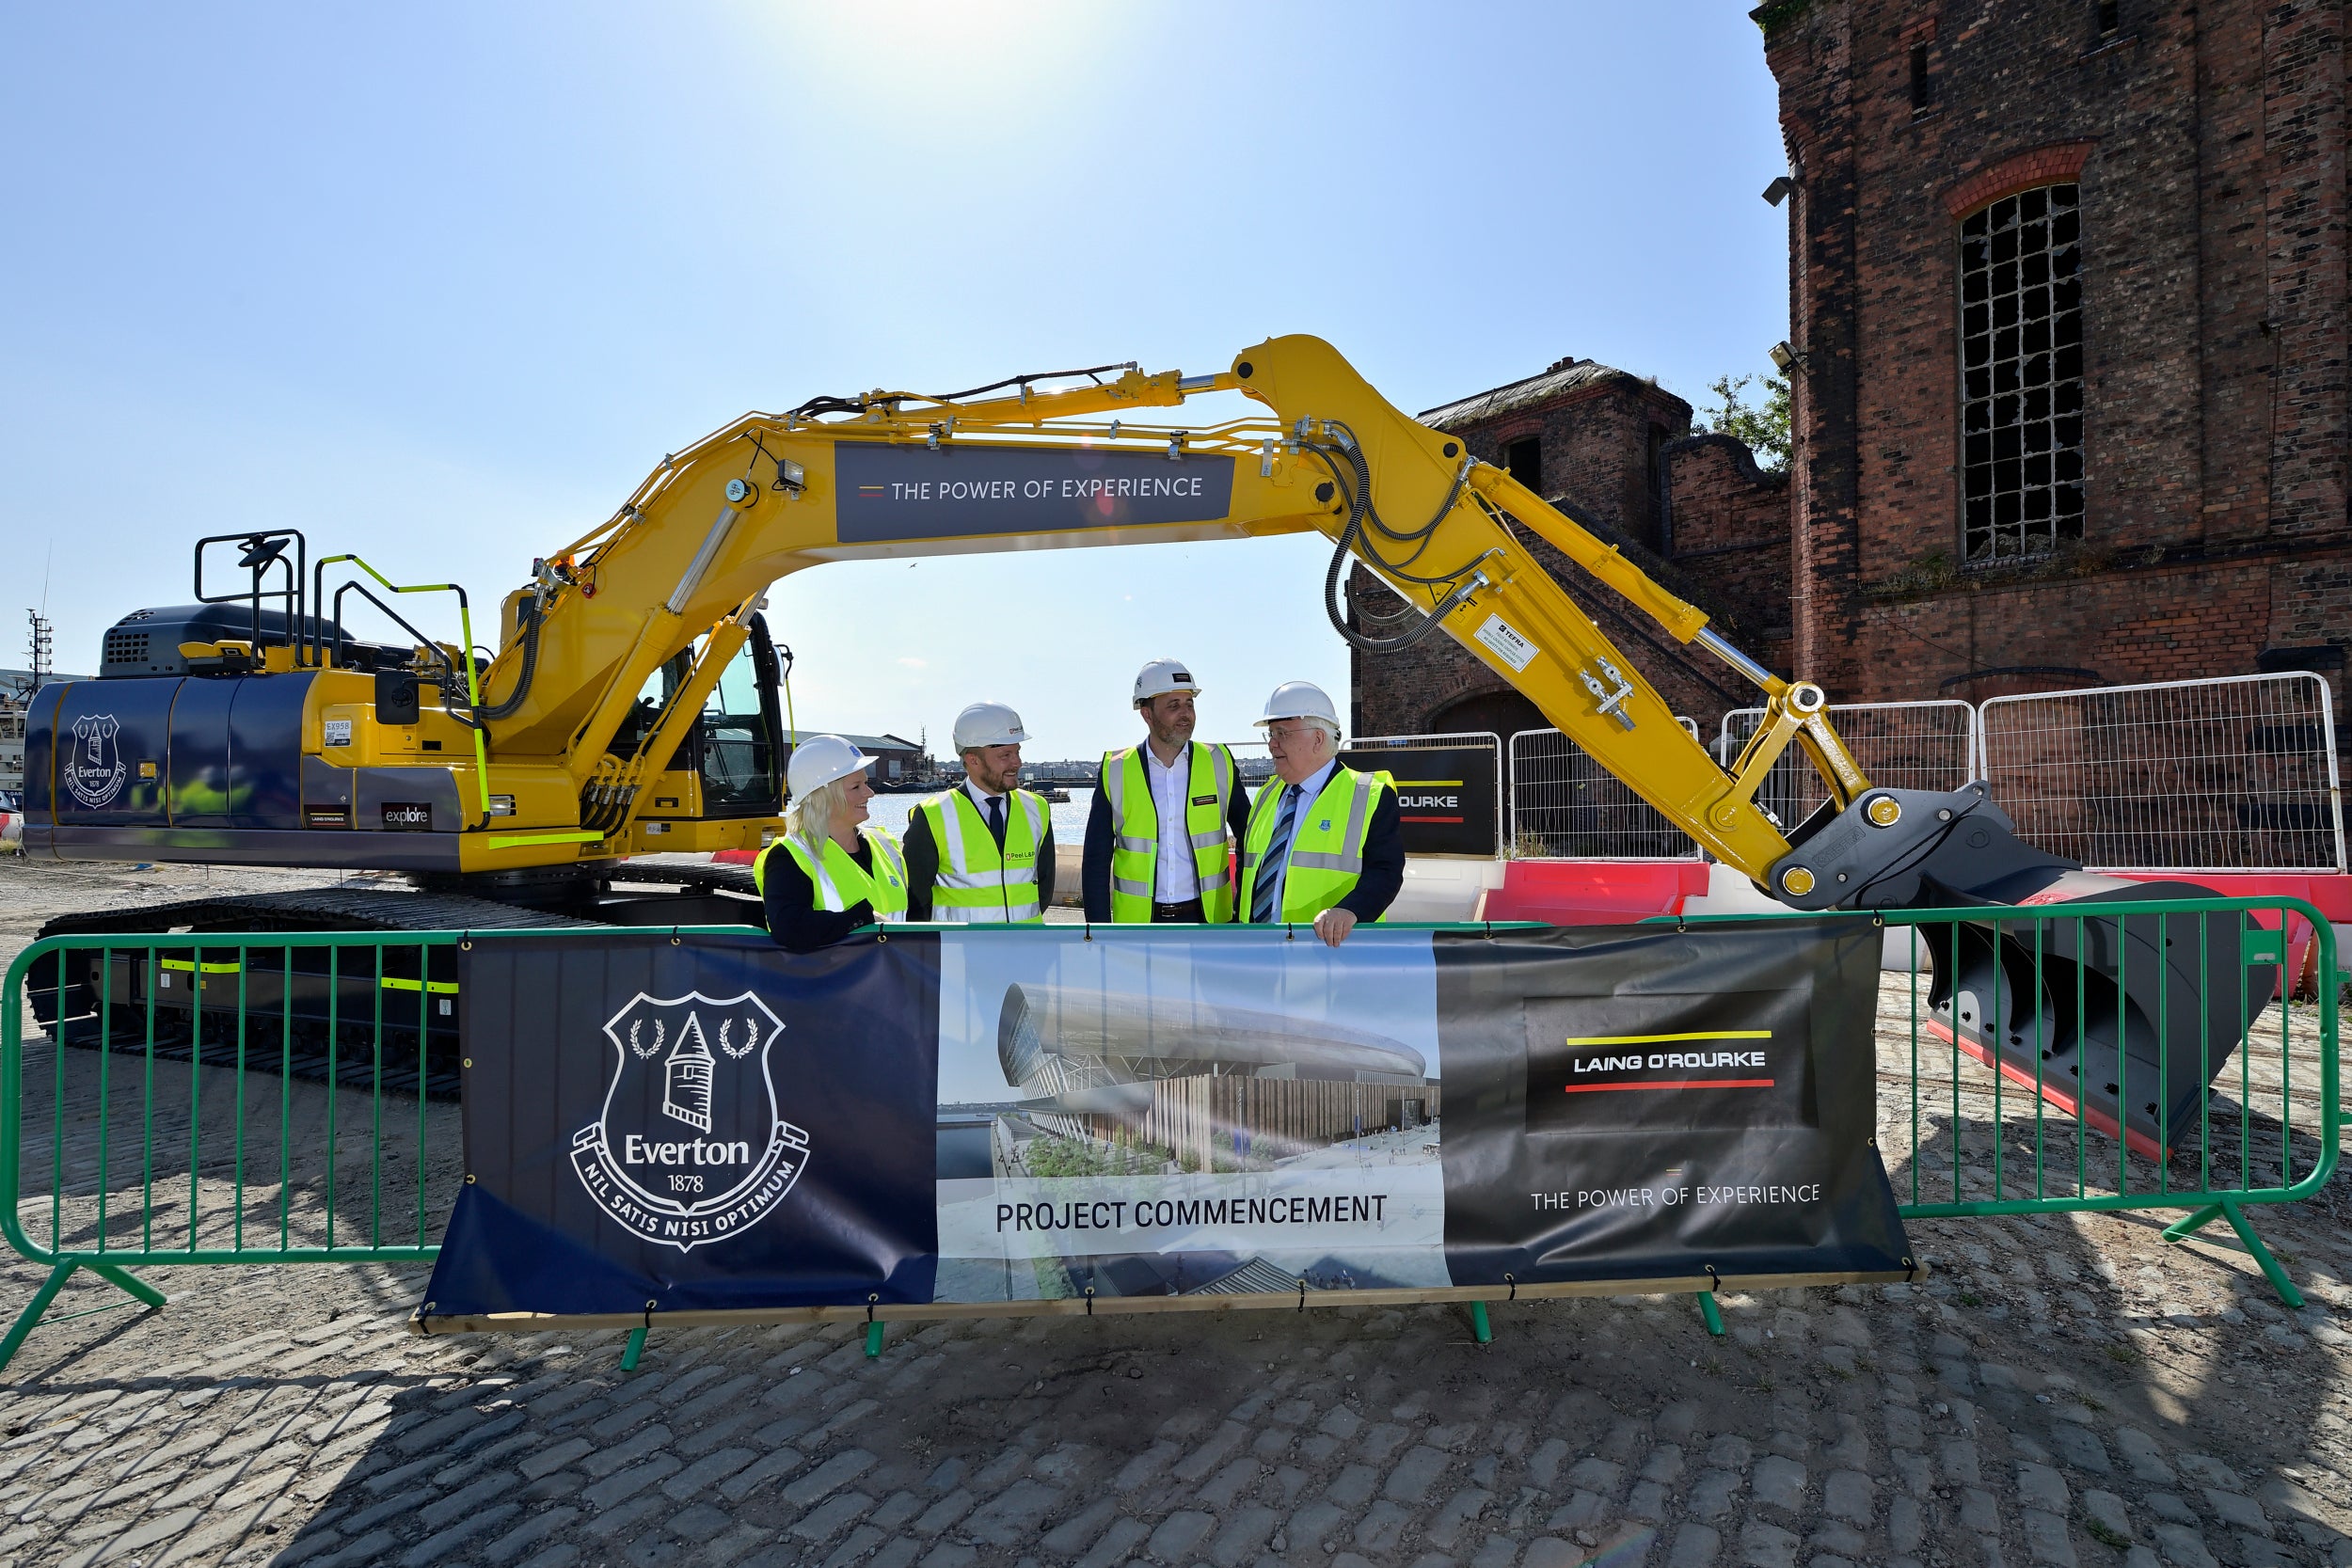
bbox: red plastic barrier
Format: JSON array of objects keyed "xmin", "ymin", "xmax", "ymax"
[
  {"xmin": 714, "ymin": 848, "xmax": 757, "ymax": 865},
  {"xmin": 1479, "ymin": 860, "xmax": 1711, "ymax": 926}
]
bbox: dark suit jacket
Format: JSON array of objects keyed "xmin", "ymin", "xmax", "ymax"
[
  {"xmin": 1323, "ymin": 764, "xmax": 1406, "ymax": 922},
  {"xmin": 759, "ymin": 839, "xmax": 875, "ymax": 953}
]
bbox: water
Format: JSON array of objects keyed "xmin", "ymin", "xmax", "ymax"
[{"xmin": 866, "ymin": 789, "xmax": 1092, "ymax": 841}]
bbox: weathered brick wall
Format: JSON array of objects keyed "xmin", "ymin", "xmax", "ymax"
[
  {"xmin": 1439, "ymin": 372, "xmax": 1690, "ymax": 547},
  {"xmin": 1350, "ymin": 373, "xmax": 1793, "ymax": 750},
  {"xmin": 1661, "ymin": 435, "xmax": 1794, "ymax": 685},
  {"xmin": 1759, "ymin": 0, "xmax": 2350, "ymax": 730}
]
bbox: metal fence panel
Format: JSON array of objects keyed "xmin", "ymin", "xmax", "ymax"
[
  {"xmin": 1717, "ymin": 700, "xmax": 1979, "ymax": 831},
  {"xmin": 1695, "ymin": 894, "xmax": 2340, "ymax": 1307},
  {"xmin": 1977, "ymin": 672, "xmax": 2346, "ymax": 874},
  {"xmin": 4, "ymin": 931, "xmax": 460, "ymax": 1264},
  {"xmin": 1506, "ymin": 721, "xmax": 1705, "ymax": 860},
  {"xmin": 2, "ymin": 902, "xmax": 2338, "ymax": 1368}
]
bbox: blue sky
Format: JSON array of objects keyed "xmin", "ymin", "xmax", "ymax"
[{"xmin": 1, "ymin": 3, "xmax": 1788, "ymax": 760}]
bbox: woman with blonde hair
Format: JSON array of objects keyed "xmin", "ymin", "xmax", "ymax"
[{"xmin": 755, "ymin": 736, "xmax": 910, "ymax": 952}]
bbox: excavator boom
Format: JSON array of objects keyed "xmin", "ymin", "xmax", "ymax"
[{"xmin": 456, "ymin": 336, "xmax": 1861, "ymax": 884}]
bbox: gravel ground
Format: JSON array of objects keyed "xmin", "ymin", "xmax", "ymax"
[{"xmin": 3, "ymin": 855, "xmax": 2351, "ymax": 1568}]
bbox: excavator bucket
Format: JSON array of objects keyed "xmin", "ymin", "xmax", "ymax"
[
  {"xmin": 1917, "ymin": 876, "xmax": 2272, "ymax": 1164},
  {"xmin": 1770, "ymin": 784, "xmax": 2280, "ymax": 1164}
]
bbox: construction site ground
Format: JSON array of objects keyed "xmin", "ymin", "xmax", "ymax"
[{"xmin": 5, "ymin": 856, "xmax": 2352, "ymax": 1568}]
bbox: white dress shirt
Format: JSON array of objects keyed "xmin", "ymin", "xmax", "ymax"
[
  {"xmin": 963, "ymin": 779, "xmax": 1009, "ymax": 834},
  {"xmin": 1144, "ymin": 743, "xmax": 1200, "ymax": 902}
]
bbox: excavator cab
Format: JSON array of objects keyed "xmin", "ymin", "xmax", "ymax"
[{"xmin": 606, "ymin": 615, "xmax": 787, "ymax": 827}]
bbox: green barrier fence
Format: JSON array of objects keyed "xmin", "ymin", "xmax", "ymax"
[
  {"xmin": 0, "ymin": 896, "xmax": 2337, "ymax": 1373},
  {"xmin": 1678, "ymin": 895, "xmax": 2342, "ymax": 1306}
]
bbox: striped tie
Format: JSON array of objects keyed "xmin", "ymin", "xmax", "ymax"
[{"xmin": 1250, "ymin": 785, "xmax": 1300, "ymax": 924}]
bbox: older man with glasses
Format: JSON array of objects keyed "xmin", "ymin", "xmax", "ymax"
[{"xmin": 1236, "ymin": 681, "xmax": 1405, "ymax": 947}]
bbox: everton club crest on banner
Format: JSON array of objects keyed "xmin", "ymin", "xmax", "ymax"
[
  {"xmin": 568, "ymin": 990, "xmax": 805, "ymax": 1252},
  {"xmin": 424, "ymin": 932, "xmax": 941, "ymax": 1317}
]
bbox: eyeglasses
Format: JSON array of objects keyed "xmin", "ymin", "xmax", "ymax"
[{"xmin": 1264, "ymin": 722, "xmax": 1325, "ymax": 742}]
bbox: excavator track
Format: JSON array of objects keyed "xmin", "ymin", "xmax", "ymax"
[
  {"xmin": 29, "ymin": 887, "xmax": 607, "ymax": 1101},
  {"xmin": 600, "ymin": 861, "xmax": 760, "ymax": 898},
  {"xmin": 36, "ymin": 884, "xmax": 609, "ymax": 942}
]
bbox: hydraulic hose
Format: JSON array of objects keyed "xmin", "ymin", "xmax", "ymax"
[
  {"xmin": 1323, "ymin": 513, "xmax": 1483, "ymax": 653},
  {"xmin": 469, "ymin": 594, "xmax": 544, "ymax": 722},
  {"xmin": 1308, "ymin": 435, "xmax": 1486, "ymax": 654}
]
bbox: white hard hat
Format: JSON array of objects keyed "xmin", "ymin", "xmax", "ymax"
[
  {"xmin": 1133, "ymin": 657, "xmax": 1201, "ymax": 704},
  {"xmin": 952, "ymin": 700, "xmax": 1028, "ymax": 752},
  {"xmin": 787, "ymin": 734, "xmax": 875, "ymax": 799},
  {"xmin": 1256, "ymin": 680, "xmax": 1341, "ymax": 727}
]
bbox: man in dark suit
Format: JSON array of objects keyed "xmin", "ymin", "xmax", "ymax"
[{"xmin": 1234, "ymin": 680, "xmax": 1404, "ymax": 946}]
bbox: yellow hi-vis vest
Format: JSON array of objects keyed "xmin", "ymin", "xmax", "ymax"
[
  {"xmin": 753, "ymin": 828, "xmax": 909, "ymax": 919},
  {"xmin": 1237, "ymin": 765, "xmax": 1393, "ymax": 924},
  {"xmin": 1100, "ymin": 740, "xmax": 1238, "ymax": 923},
  {"xmin": 916, "ymin": 786, "xmax": 1047, "ymax": 925}
]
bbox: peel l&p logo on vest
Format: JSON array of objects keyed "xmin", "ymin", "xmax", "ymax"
[
  {"xmin": 570, "ymin": 990, "xmax": 811, "ymax": 1251},
  {"xmin": 63, "ymin": 713, "xmax": 127, "ymax": 809}
]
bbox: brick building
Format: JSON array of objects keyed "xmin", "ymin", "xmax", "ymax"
[
  {"xmin": 1348, "ymin": 360, "xmax": 1791, "ymax": 746},
  {"xmin": 1762, "ymin": 0, "xmax": 2349, "ymax": 713},
  {"xmin": 1357, "ymin": 0, "xmax": 2350, "ymax": 751}
]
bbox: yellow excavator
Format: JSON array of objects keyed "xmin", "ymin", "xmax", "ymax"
[{"xmin": 24, "ymin": 335, "xmax": 2259, "ymax": 1137}]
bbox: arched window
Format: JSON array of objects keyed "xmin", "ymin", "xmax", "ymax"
[{"xmin": 1960, "ymin": 184, "xmax": 2083, "ymax": 561}]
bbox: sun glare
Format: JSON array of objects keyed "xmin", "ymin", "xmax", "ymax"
[{"xmin": 764, "ymin": 1, "xmax": 1123, "ymax": 119}]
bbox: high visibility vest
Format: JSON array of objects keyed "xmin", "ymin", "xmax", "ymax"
[
  {"xmin": 1100, "ymin": 740, "xmax": 1239, "ymax": 923},
  {"xmin": 915, "ymin": 786, "xmax": 1047, "ymax": 925},
  {"xmin": 1237, "ymin": 765, "xmax": 1393, "ymax": 924},
  {"xmin": 754, "ymin": 828, "xmax": 910, "ymax": 919}
]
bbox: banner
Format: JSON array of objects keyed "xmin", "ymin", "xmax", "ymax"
[
  {"xmin": 422, "ymin": 921, "xmax": 1910, "ymax": 1320},
  {"xmin": 1343, "ymin": 743, "xmax": 1498, "ymax": 856}
]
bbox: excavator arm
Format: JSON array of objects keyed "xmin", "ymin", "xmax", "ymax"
[{"xmin": 479, "ymin": 334, "xmax": 1904, "ymax": 895}]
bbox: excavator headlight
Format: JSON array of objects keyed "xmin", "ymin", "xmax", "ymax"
[{"xmin": 774, "ymin": 458, "xmax": 806, "ymax": 495}]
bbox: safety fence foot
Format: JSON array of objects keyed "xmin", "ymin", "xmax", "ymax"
[
  {"xmin": 1469, "ymin": 1301, "xmax": 1492, "ymax": 1344},
  {"xmin": 1694, "ymin": 1291, "xmax": 1725, "ymax": 1338},
  {"xmin": 2163, "ymin": 1200, "xmax": 2304, "ymax": 1308},
  {"xmin": 866, "ymin": 1321, "xmax": 886, "ymax": 1358},
  {"xmin": 0, "ymin": 1262, "xmax": 78, "ymax": 1376},
  {"xmin": 0, "ymin": 1259, "xmax": 167, "ymax": 1377},
  {"xmin": 2218, "ymin": 1200, "xmax": 2305, "ymax": 1309},
  {"xmin": 619, "ymin": 1326, "xmax": 647, "ymax": 1372},
  {"xmin": 83, "ymin": 1259, "xmax": 167, "ymax": 1309}
]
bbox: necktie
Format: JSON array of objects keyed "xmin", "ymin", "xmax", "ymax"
[
  {"xmin": 1250, "ymin": 785, "xmax": 1300, "ymax": 924},
  {"xmin": 985, "ymin": 794, "xmax": 1006, "ymax": 847}
]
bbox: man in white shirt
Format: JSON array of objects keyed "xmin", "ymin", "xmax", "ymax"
[{"xmin": 1082, "ymin": 659, "xmax": 1251, "ymax": 923}]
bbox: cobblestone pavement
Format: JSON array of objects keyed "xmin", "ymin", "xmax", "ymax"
[{"xmin": 7, "ymin": 861, "xmax": 2352, "ymax": 1567}]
